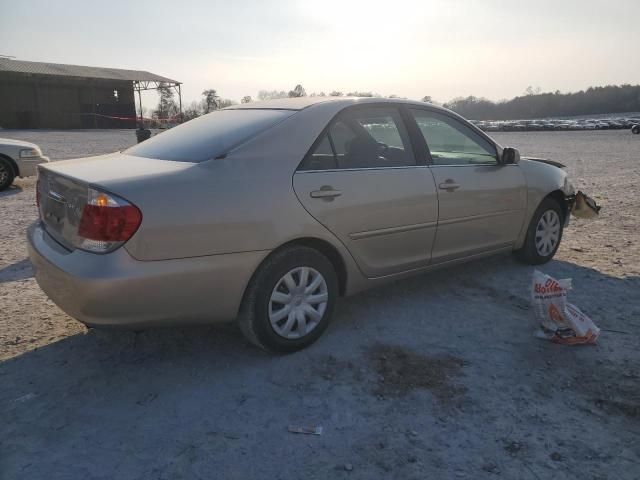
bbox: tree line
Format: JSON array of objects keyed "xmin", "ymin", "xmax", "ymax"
[
  {"xmin": 443, "ymin": 84, "xmax": 640, "ymax": 120},
  {"xmin": 150, "ymin": 83, "xmax": 640, "ymax": 123},
  {"xmin": 149, "ymin": 83, "xmax": 387, "ymax": 123}
]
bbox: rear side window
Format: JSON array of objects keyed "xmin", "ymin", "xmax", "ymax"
[
  {"xmin": 126, "ymin": 109, "xmax": 294, "ymax": 162},
  {"xmin": 300, "ymin": 107, "xmax": 415, "ymax": 170},
  {"xmin": 301, "ymin": 134, "xmax": 337, "ymax": 170}
]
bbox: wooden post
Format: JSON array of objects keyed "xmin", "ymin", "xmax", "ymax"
[
  {"xmin": 178, "ymin": 84, "xmax": 183, "ymax": 123},
  {"xmin": 137, "ymin": 82, "xmax": 143, "ymax": 127}
]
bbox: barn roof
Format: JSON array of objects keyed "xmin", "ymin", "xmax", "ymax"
[{"xmin": 0, "ymin": 58, "xmax": 179, "ymax": 84}]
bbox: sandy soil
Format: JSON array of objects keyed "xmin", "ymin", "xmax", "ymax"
[{"xmin": 1, "ymin": 129, "xmax": 638, "ymax": 479}]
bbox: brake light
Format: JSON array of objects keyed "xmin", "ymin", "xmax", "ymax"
[{"xmin": 77, "ymin": 188, "xmax": 142, "ymax": 253}]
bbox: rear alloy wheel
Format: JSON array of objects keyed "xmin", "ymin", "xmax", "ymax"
[
  {"xmin": 239, "ymin": 246, "xmax": 338, "ymax": 353},
  {"xmin": 268, "ymin": 266, "xmax": 328, "ymax": 340},
  {"xmin": 515, "ymin": 198, "xmax": 564, "ymax": 265},
  {"xmin": 0, "ymin": 158, "xmax": 15, "ymax": 192}
]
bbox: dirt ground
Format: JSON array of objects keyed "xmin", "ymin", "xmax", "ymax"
[{"xmin": 1, "ymin": 129, "xmax": 639, "ymax": 479}]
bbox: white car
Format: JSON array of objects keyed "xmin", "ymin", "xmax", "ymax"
[{"xmin": 0, "ymin": 138, "xmax": 50, "ymax": 191}]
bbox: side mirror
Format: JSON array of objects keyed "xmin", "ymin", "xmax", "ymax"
[{"xmin": 501, "ymin": 147, "xmax": 520, "ymax": 165}]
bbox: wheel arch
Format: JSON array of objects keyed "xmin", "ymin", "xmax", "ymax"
[
  {"xmin": 515, "ymin": 187, "xmax": 571, "ymax": 250},
  {"xmin": 545, "ymin": 189, "xmax": 571, "ymax": 222},
  {"xmin": 271, "ymin": 237, "xmax": 347, "ymax": 296},
  {"xmin": 0, "ymin": 153, "xmax": 19, "ymax": 177},
  {"xmin": 241, "ymin": 237, "xmax": 348, "ymax": 304}
]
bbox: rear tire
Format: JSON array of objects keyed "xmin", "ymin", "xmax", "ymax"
[
  {"xmin": 515, "ymin": 197, "xmax": 564, "ymax": 265},
  {"xmin": 0, "ymin": 158, "xmax": 15, "ymax": 191},
  {"xmin": 238, "ymin": 246, "xmax": 338, "ymax": 353}
]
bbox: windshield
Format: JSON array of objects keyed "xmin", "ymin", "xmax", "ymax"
[{"xmin": 126, "ymin": 109, "xmax": 295, "ymax": 162}]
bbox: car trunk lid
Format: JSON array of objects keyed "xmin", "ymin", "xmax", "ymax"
[
  {"xmin": 37, "ymin": 153, "xmax": 193, "ymax": 251},
  {"xmin": 37, "ymin": 168, "xmax": 88, "ymax": 250}
]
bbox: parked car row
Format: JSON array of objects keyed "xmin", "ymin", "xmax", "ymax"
[{"xmin": 470, "ymin": 117, "xmax": 640, "ymax": 132}]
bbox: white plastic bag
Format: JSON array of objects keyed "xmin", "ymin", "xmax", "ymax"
[{"xmin": 531, "ymin": 270, "xmax": 600, "ymax": 345}]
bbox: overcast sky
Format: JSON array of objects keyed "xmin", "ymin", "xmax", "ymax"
[{"xmin": 1, "ymin": 0, "xmax": 638, "ymax": 105}]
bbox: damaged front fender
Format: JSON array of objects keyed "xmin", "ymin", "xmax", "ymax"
[
  {"xmin": 522, "ymin": 156, "xmax": 567, "ymax": 169},
  {"xmin": 515, "ymin": 158, "xmax": 574, "ymax": 249}
]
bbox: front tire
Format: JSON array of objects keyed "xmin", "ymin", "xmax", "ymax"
[
  {"xmin": 515, "ymin": 198, "xmax": 564, "ymax": 265},
  {"xmin": 0, "ymin": 158, "xmax": 15, "ymax": 191},
  {"xmin": 632, "ymin": 125, "xmax": 640, "ymax": 134},
  {"xmin": 238, "ymin": 246, "xmax": 338, "ymax": 353}
]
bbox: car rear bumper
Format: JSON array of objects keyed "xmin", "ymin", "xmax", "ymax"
[
  {"xmin": 18, "ymin": 155, "xmax": 49, "ymax": 177},
  {"xmin": 27, "ymin": 222, "xmax": 268, "ymax": 328}
]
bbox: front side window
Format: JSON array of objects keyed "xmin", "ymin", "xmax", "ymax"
[
  {"xmin": 410, "ymin": 109, "xmax": 497, "ymax": 165},
  {"xmin": 300, "ymin": 107, "xmax": 415, "ymax": 170}
]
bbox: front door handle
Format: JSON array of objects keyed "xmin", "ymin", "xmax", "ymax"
[
  {"xmin": 310, "ymin": 186, "xmax": 342, "ymax": 199},
  {"xmin": 438, "ymin": 179, "xmax": 461, "ymax": 191}
]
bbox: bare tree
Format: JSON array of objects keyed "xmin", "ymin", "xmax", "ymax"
[
  {"xmin": 524, "ymin": 86, "xmax": 542, "ymax": 96},
  {"xmin": 288, "ymin": 84, "xmax": 306, "ymax": 97},
  {"xmin": 218, "ymin": 98, "xmax": 236, "ymax": 109},
  {"xmin": 346, "ymin": 91, "xmax": 377, "ymax": 97},
  {"xmin": 241, "ymin": 96, "xmax": 252, "ymax": 103},
  {"xmin": 182, "ymin": 101, "xmax": 202, "ymax": 121},
  {"xmin": 329, "ymin": 91, "xmax": 343, "ymax": 97},
  {"xmin": 421, "ymin": 95, "xmax": 433, "ymax": 103},
  {"xmin": 258, "ymin": 90, "xmax": 288, "ymax": 101},
  {"xmin": 202, "ymin": 89, "xmax": 220, "ymax": 113},
  {"xmin": 155, "ymin": 83, "xmax": 178, "ymax": 119}
]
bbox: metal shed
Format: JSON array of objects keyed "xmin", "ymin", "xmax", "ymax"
[{"xmin": 0, "ymin": 59, "xmax": 181, "ymax": 129}]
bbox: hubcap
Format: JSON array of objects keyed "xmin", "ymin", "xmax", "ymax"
[
  {"xmin": 268, "ymin": 266, "xmax": 328, "ymax": 339},
  {"xmin": 535, "ymin": 210, "xmax": 561, "ymax": 256}
]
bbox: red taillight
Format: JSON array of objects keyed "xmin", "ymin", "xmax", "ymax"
[
  {"xmin": 78, "ymin": 204, "xmax": 142, "ymax": 241},
  {"xmin": 76, "ymin": 188, "xmax": 142, "ymax": 253}
]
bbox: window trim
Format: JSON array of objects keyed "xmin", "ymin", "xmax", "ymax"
[
  {"xmin": 297, "ymin": 104, "xmax": 421, "ymax": 172},
  {"xmin": 402, "ymin": 106, "xmax": 501, "ymax": 167}
]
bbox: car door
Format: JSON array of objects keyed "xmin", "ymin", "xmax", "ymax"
[
  {"xmin": 293, "ymin": 106, "xmax": 438, "ymax": 278},
  {"xmin": 407, "ymin": 108, "xmax": 527, "ymax": 263}
]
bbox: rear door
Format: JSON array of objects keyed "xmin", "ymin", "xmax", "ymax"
[
  {"xmin": 407, "ymin": 108, "xmax": 527, "ymax": 263},
  {"xmin": 293, "ymin": 106, "xmax": 438, "ymax": 278}
]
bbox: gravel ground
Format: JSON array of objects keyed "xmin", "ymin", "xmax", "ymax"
[{"xmin": 1, "ymin": 129, "xmax": 638, "ymax": 479}]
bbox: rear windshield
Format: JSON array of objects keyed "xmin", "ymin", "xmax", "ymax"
[{"xmin": 126, "ymin": 109, "xmax": 294, "ymax": 162}]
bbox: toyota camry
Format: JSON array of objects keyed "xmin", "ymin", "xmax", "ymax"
[{"xmin": 28, "ymin": 97, "xmax": 575, "ymax": 352}]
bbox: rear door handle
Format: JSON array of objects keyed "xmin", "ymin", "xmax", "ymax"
[
  {"xmin": 310, "ymin": 187, "xmax": 342, "ymax": 199},
  {"xmin": 438, "ymin": 180, "xmax": 461, "ymax": 191}
]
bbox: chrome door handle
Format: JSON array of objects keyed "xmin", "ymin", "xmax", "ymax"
[
  {"xmin": 438, "ymin": 180, "xmax": 461, "ymax": 191},
  {"xmin": 310, "ymin": 187, "xmax": 342, "ymax": 199}
]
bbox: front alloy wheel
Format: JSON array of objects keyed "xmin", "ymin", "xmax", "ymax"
[
  {"xmin": 535, "ymin": 210, "xmax": 561, "ymax": 257},
  {"xmin": 515, "ymin": 197, "xmax": 564, "ymax": 265}
]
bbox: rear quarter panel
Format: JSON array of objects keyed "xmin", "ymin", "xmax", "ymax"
[
  {"xmin": 110, "ymin": 157, "xmax": 329, "ymax": 260},
  {"xmin": 106, "ymin": 105, "xmax": 366, "ymax": 292}
]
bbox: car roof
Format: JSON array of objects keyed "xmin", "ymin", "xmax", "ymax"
[{"xmin": 227, "ymin": 96, "xmax": 443, "ymax": 112}]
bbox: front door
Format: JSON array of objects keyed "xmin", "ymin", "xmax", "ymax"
[
  {"xmin": 293, "ymin": 106, "xmax": 438, "ymax": 278},
  {"xmin": 408, "ymin": 108, "xmax": 527, "ymax": 263}
]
